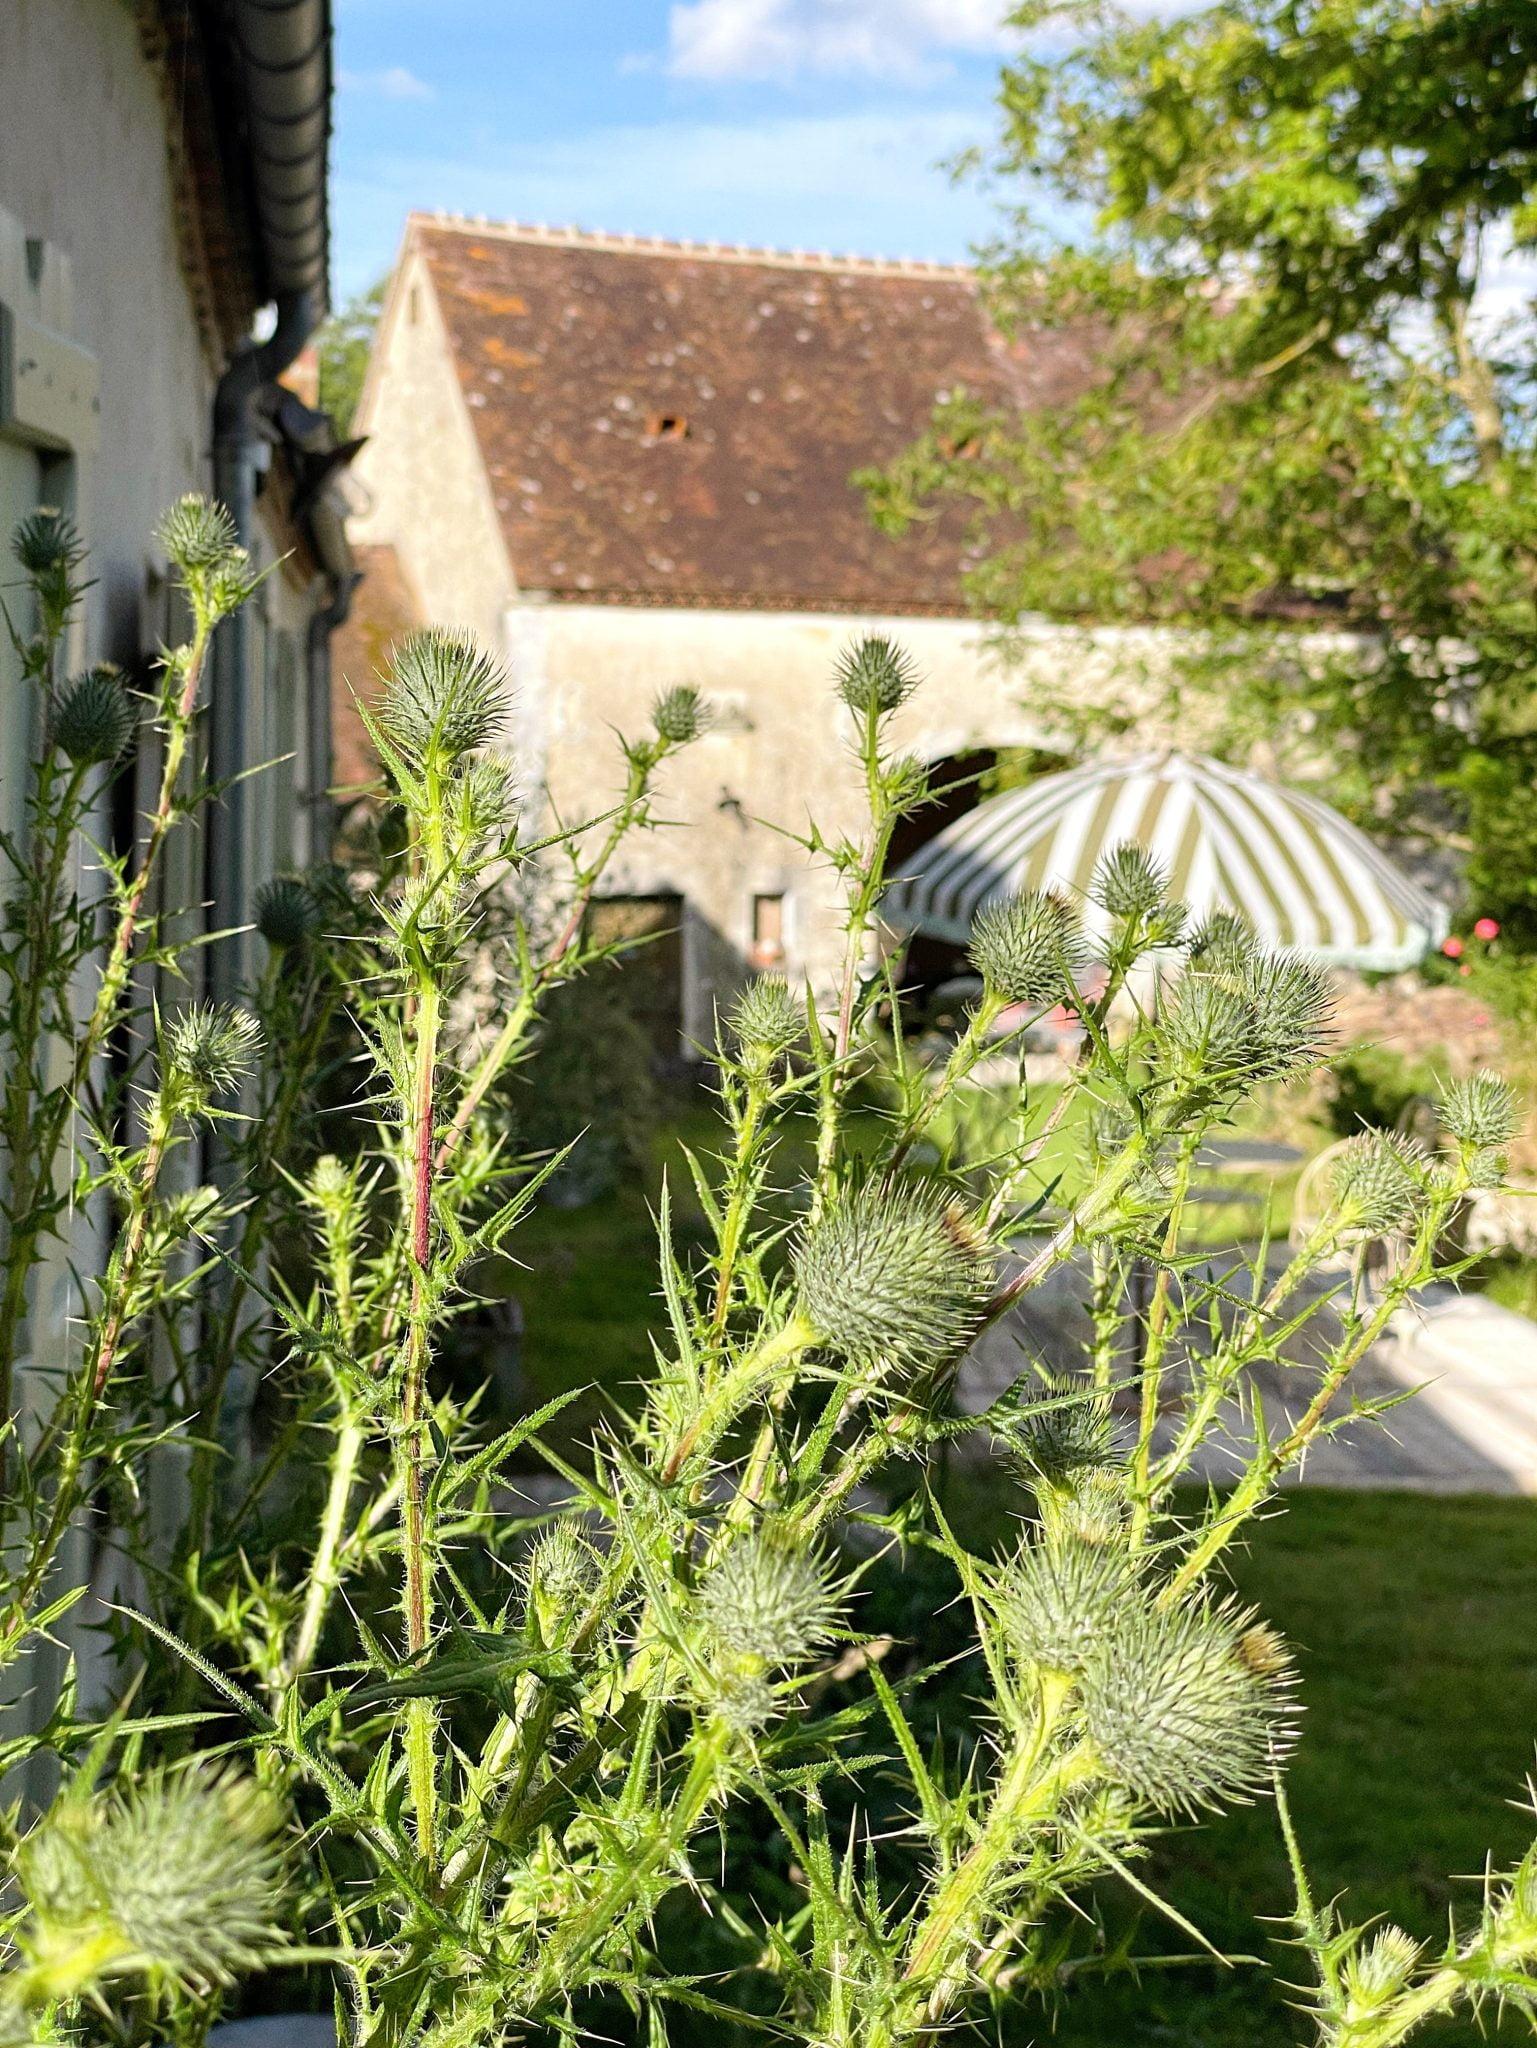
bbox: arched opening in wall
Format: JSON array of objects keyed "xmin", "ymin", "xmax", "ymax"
[{"xmin": 888, "ymin": 745, "xmax": 1073, "ymax": 1012}]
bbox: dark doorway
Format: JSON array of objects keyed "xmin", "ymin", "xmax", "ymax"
[{"xmin": 588, "ymin": 893, "xmax": 685, "ymax": 1066}]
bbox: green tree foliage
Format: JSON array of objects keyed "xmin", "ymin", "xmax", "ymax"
[
  {"xmin": 862, "ymin": 0, "xmax": 1537, "ymax": 935},
  {"xmin": 316, "ymin": 277, "xmax": 385, "ymax": 434}
]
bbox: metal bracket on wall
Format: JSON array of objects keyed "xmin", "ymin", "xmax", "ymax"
[{"xmin": 0, "ymin": 299, "xmax": 99, "ymax": 454}]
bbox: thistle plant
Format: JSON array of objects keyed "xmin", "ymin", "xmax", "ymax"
[{"xmin": 12, "ymin": 610, "xmax": 1530, "ymax": 2048}]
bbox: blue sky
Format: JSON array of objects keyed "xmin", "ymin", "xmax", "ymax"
[{"xmin": 330, "ymin": 0, "xmax": 1020, "ymax": 301}]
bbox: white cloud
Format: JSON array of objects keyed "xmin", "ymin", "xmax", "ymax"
[
  {"xmin": 665, "ymin": 0, "xmax": 1007, "ymax": 81},
  {"xmin": 340, "ymin": 65, "xmax": 435, "ymax": 101}
]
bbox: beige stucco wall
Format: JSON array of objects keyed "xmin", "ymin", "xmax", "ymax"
[
  {"xmin": 507, "ymin": 600, "xmax": 1166, "ymax": 1044},
  {"xmin": 350, "ymin": 243, "xmax": 515, "ymax": 658}
]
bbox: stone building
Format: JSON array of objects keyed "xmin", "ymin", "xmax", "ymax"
[
  {"xmin": 2, "ymin": 0, "xmax": 354, "ymax": 986},
  {"xmin": 348, "ymin": 213, "xmax": 1160, "ymax": 1048}
]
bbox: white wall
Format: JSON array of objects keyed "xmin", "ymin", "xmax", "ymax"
[{"xmin": 509, "ymin": 601, "xmax": 1170, "ymax": 1044}]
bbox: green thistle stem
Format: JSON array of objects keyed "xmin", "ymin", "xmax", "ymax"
[
  {"xmin": 659, "ymin": 1313, "xmax": 815, "ymax": 1485},
  {"xmin": 284, "ymin": 1413, "xmax": 365, "ymax": 1686},
  {"xmin": 897, "ymin": 1683, "xmax": 1093, "ymax": 2028},
  {"xmin": 400, "ymin": 969, "xmax": 442, "ymax": 1865}
]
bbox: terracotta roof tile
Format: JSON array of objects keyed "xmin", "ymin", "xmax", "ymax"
[{"xmin": 413, "ymin": 217, "xmax": 1094, "ymax": 615}]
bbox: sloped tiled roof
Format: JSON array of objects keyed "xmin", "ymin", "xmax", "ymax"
[{"xmin": 411, "ymin": 216, "xmax": 1093, "ymax": 615}]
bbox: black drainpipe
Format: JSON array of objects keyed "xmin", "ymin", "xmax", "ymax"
[{"xmin": 207, "ymin": 288, "xmax": 318, "ymax": 1001}]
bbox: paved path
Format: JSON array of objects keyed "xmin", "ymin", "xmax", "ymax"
[{"xmin": 960, "ymin": 1256, "xmax": 1537, "ymax": 1495}]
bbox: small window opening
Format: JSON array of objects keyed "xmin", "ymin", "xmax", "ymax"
[
  {"xmin": 749, "ymin": 893, "xmax": 786, "ymax": 971},
  {"xmin": 408, "ymin": 285, "xmax": 421, "ymax": 325},
  {"xmin": 647, "ymin": 412, "xmax": 691, "ymax": 441}
]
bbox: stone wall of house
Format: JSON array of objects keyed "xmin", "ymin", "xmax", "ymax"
[
  {"xmin": 2, "ymin": 0, "xmax": 216, "ymax": 663},
  {"xmin": 508, "ymin": 599, "xmax": 1170, "ymax": 1046},
  {"xmin": 350, "ymin": 245, "xmax": 515, "ymax": 659}
]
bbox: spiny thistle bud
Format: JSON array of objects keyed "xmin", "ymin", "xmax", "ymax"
[
  {"xmin": 254, "ymin": 874, "xmax": 322, "ymax": 951},
  {"xmin": 453, "ymin": 755, "xmax": 518, "ymax": 842},
  {"xmin": 968, "ymin": 890, "xmax": 1085, "ymax": 1009},
  {"xmin": 1238, "ymin": 952, "xmax": 1334, "ymax": 1079},
  {"xmin": 155, "ymin": 494, "xmax": 239, "ymax": 573},
  {"xmin": 378, "ymin": 628, "xmax": 505, "ymax": 763},
  {"xmin": 1092, "ymin": 842, "xmax": 1169, "ymax": 926},
  {"xmin": 793, "ymin": 1181, "xmax": 993, "ymax": 1374},
  {"xmin": 51, "ymin": 664, "xmax": 136, "ymax": 767},
  {"xmin": 835, "ymin": 635, "xmax": 919, "ymax": 717},
  {"xmin": 728, "ymin": 974, "xmax": 802, "ymax": 1074},
  {"xmin": 1330, "ymin": 1131, "xmax": 1426, "ymax": 1235},
  {"xmin": 1186, "ymin": 909, "xmax": 1256, "ymax": 975},
  {"xmin": 1161, "ymin": 972, "xmax": 1257, "ymax": 1079},
  {"xmin": 524, "ymin": 1525, "xmax": 603, "ymax": 1642},
  {"xmin": 999, "ymin": 1534, "xmax": 1136, "ymax": 1677},
  {"xmin": 710, "ymin": 1668, "xmax": 780, "ymax": 1734},
  {"xmin": 697, "ymin": 1531, "xmax": 839, "ymax": 1668},
  {"xmin": 1009, "ymin": 1375, "xmax": 1117, "ymax": 1487},
  {"xmin": 652, "ymin": 684, "xmax": 709, "ymax": 746},
  {"xmin": 1044, "ymin": 1466, "xmax": 1131, "ymax": 1547},
  {"xmin": 1080, "ymin": 1598, "xmax": 1296, "ymax": 1815},
  {"xmin": 1341, "ymin": 1926, "xmax": 1420, "ymax": 2014},
  {"xmin": 1440, "ymin": 1071, "xmax": 1520, "ymax": 1153},
  {"xmin": 164, "ymin": 1004, "xmax": 262, "ymax": 1104},
  {"xmin": 17, "ymin": 1767, "xmax": 286, "ymax": 1995},
  {"xmin": 11, "ymin": 507, "xmax": 83, "ymax": 581}
]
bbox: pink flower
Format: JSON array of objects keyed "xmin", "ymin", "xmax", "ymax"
[
  {"xmin": 1459, "ymin": 962, "xmax": 1473, "ymax": 977},
  {"xmin": 1442, "ymin": 936, "xmax": 1464, "ymax": 959},
  {"xmin": 1474, "ymin": 917, "xmax": 1500, "ymax": 941}
]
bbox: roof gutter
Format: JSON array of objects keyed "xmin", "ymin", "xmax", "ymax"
[{"xmin": 207, "ymin": 0, "xmax": 332, "ymax": 1000}]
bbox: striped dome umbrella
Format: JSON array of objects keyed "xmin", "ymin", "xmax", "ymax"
[{"xmin": 883, "ymin": 751, "xmax": 1447, "ymax": 971}]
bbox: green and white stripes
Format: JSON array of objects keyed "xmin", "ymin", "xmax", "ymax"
[{"xmin": 883, "ymin": 750, "xmax": 1447, "ymax": 971}]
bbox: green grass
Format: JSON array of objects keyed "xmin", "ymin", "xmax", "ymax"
[{"xmin": 1008, "ymin": 1489, "xmax": 1537, "ymax": 2046}]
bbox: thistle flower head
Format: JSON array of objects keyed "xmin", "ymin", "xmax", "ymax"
[
  {"xmin": 1186, "ymin": 909, "xmax": 1256, "ymax": 975},
  {"xmin": 1341, "ymin": 1926, "xmax": 1420, "ymax": 2013},
  {"xmin": 1440, "ymin": 1071, "xmax": 1520, "ymax": 1153},
  {"xmin": 1092, "ymin": 842, "xmax": 1169, "ymax": 926},
  {"xmin": 254, "ymin": 874, "xmax": 322, "ymax": 951},
  {"xmin": 835, "ymin": 636, "xmax": 919, "ymax": 717},
  {"xmin": 51, "ymin": 664, "xmax": 136, "ymax": 767},
  {"xmin": 155, "ymin": 495, "xmax": 239, "ymax": 573},
  {"xmin": 1161, "ymin": 971, "xmax": 1257, "ymax": 1079},
  {"xmin": 968, "ymin": 890, "xmax": 1085, "ymax": 1009},
  {"xmin": 1080, "ymin": 1597, "xmax": 1297, "ymax": 1814},
  {"xmin": 17, "ymin": 1766, "xmax": 286, "ymax": 1994},
  {"xmin": 523, "ymin": 1525, "xmax": 603, "ymax": 1640},
  {"xmin": 728, "ymin": 974, "xmax": 802, "ymax": 1074},
  {"xmin": 1044, "ymin": 1466, "xmax": 1131, "ymax": 1547},
  {"xmin": 794, "ymin": 1180, "xmax": 993, "ymax": 1374},
  {"xmin": 453, "ymin": 755, "xmax": 518, "ymax": 841},
  {"xmin": 652, "ymin": 684, "xmax": 710, "ymax": 746},
  {"xmin": 1009, "ymin": 1375, "xmax": 1117, "ymax": 1487},
  {"xmin": 998, "ymin": 1534, "xmax": 1136, "ymax": 1677},
  {"xmin": 697, "ymin": 1531, "xmax": 839, "ymax": 1667},
  {"xmin": 378, "ymin": 628, "xmax": 505, "ymax": 763},
  {"xmin": 710, "ymin": 1668, "xmax": 780, "ymax": 1734},
  {"xmin": 163, "ymin": 1004, "xmax": 262, "ymax": 1105},
  {"xmin": 12, "ymin": 507, "xmax": 83, "ymax": 581},
  {"xmin": 1330, "ymin": 1131, "xmax": 1427, "ymax": 1235},
  {"xmin": 1238, "ymin": 952, "xmax": 1334, "ymax": 1079}
]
